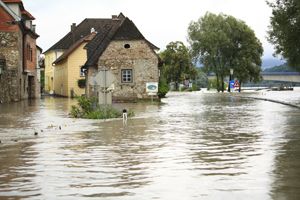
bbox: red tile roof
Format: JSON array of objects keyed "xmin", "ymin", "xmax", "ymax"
[{"xmin": 22, "ymin": 9, "xmax": 35, "ymax": 20}]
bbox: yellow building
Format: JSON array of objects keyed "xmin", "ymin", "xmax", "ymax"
[
  {"xmin": 44, "ymin": 19, "xmax": 100, "ymax": 97},
  {"xmin": 52, "ymin": 33, "xmax": 95, "ymax": 97},
  {"xmin": 44, "ymin": 50, "xmax": 63, "ymax": 93}
]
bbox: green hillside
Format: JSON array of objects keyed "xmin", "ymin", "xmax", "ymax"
[{"xmin": 263, "ymin": 63, "xmax": 298, "ymax": 72}]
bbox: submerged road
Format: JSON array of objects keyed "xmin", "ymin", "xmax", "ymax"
[{"xmin": 0, "ymin": 90, "xmax": 300, "ymax": 200}]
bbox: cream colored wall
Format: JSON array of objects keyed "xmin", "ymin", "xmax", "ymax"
[
  {"xmin": 53, "ymin": 61, "xmax": 68, "ymax": 96},
  {"xmin": 44, "ymin": 51, "xmax": 56, "ymax": 93},
  {"xmin": 45, "ymin": 50, "xmax": 64, "ymax": 94},
  {"xmin": 67, "ymin": 42, "xmax": 87, "ymax": 97}
]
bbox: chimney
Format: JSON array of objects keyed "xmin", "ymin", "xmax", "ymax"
[
  {"xmin": 71, "ymin": 23, "xmax": 76, "ymax": 32},
  {"xmin": 112, "ymin": 15, "xmax": 118, "ymax": 20}
]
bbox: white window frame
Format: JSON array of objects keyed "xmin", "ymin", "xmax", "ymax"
[
  {"xmin": 121, "ymin": 69, "xmax": 133, "ymax": 83},
  {"xmin": 80, "ymin": 66, "xmax": 86, "ymax": 77}
]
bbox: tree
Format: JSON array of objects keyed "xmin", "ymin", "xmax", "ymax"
[
  {"xmin": 188, "ymin": 12, "xmax": 263, "ymax": 92},
  {"xmin": 267, "ymin": 0, "xmax": 300, "ymax": 70},
  {"xmin": 160, "ymin": 41, "xmax": 197, "ymax": 91},
  {"xmin": 194, "ymin": 68, "xmax": 208, "ymax": 89}
]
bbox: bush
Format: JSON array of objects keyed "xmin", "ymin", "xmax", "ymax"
[
  {"xmin": 77, "ymin": 79, "xmax": 86, "ymax": 88},
  {"xmin": 70, "ymin": 96, "xmax": 134, "ymax": 119},
  {"xmin": 158, "ymin": 77, "xmax": 169, "ymax": 98}
]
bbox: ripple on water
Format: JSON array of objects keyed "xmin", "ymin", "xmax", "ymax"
[{"xmin": 1, "ymin": 93, "xmax": 300, "ymax": 199}]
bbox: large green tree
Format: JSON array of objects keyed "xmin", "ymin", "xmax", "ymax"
[
  {"xmin": 188, "ymin": 13, "xmax": 263, "ymax": 92},
  {"xmin": 160, "ymin": 41, "xmax": 197, "ymax": 90},
  {"xmin": 267, "ymin": 0, "xmax": 300, "ymax": 70}
]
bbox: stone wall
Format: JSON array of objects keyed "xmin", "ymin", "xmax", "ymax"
[
  {"xmin": 87, "ymin": 40, "xmax": 159, "ymax": 102},
  {"xmin": 0, "ymin": 31, "xmax": 23, "ymax": 103}
]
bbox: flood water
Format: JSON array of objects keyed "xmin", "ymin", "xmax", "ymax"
[{"xmin": 0, "ymin": 90, "xmax": 300, "ymax": 200}]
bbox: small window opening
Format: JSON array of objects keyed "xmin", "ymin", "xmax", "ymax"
[
  {"xmin": 80, "ymin": 66, "xmax": 86, "ymax": 77},
  {"xmin": 124, "ymin": 44, "xmax": 130, "ymax": 49}
]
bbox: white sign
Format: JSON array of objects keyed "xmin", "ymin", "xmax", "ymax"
[
  {"xmin": 146, "ymin": 82, "xmax": 158, "ymax": 93},
  {"xmin": 89, "ymin": 69, "xmax": 115, "ymax": 87}
]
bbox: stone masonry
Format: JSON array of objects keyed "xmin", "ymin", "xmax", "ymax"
[
  {"xmin": 87, "ymin": 40, "xmax": 159, "ymax": 102},
  {"xmin": 0, "ymin": 31, "xmax": 23, "ymax": 103}
]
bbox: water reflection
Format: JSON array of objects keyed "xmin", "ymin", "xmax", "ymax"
[
  {"xmin": 0, "ymin": 92, "xmax": 300, "ymax": 199},
  {"xmin": 271, "ymin": 110, "xmax": 300, "ymax": 200},
  {"xmin": 0, "ymin": 141, "xmax": 41, "ymax": 199}
]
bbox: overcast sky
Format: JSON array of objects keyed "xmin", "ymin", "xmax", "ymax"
[{"xmin": 22, "ymin": 0, "xmax": 277, "ymax": 59}]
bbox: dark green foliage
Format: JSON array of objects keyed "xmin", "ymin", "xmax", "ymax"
[
  {"xmin": 267, "ymin": 0, "xmax": 300, "ymax": 70},
  {"xmin": 207, "ymin": 78, "xmax": 219, "ymax": 90},
  {"xmin": 188, "ymin": 12, "xmax": 263, "ymax": 92},
  {"xmin": 158, "ymin": 74, "xmax": 169, "ymax": 98},
  {"xmin": 70, "ymin": 96, "xmax": 134, "ymax": 119},
  {"xmin": 77, "ymin": 79, "xmax": 86, "ymax": 88},
  {"xmin": 160, "ymin": 41, "xmax": 197, "ymax": 91},
  {"xmin": 194, "ymin": 68, "xmax": 208, "ymax": 88}
]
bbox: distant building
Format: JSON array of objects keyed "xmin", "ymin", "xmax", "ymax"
[
  {"xmin": 44, "ymin": 20, "xmax": 98, "ymax": 96},
  {"xmin": 84, "ymin": 13, "xmax": 160, "ymax": 102},
  {"xmin": 44, "ymin": 13, "xmax": 160, "ymax": 101},
  {"xmin": 36, "ymin": 45, "xmax": 44, "ymax": 96},
  {"xmin": 52, "ymin": 32, "xmax": 96, "ymax": 97},
  {"xmin": 0, "ymin": 0, "xmax": 40, "ymax": 103}
]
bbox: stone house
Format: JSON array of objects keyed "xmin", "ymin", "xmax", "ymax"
[
  {"xmin": 84, "ymin": 13, "xmax": 160, "ymax": 102},
  {"xmin": 0, "ymin": 0, "xmax": 40, "ymax": 103},
  {"xmin": 45, "ymin": 13, "xmax": 160, "ymax": 101}
]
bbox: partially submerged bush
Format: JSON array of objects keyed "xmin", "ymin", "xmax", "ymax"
[
  {"xmin": 70, "ymin": 96, "xmax": 134, "ymax": 119},
  {"xmin": 158, "ymin": 76, "xmax": 169, "ymax": 98}
]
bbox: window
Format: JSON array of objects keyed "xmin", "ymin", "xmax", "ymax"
[
  {"xmin": 26, "ymin": 44, "xmax": 30, "ymax": 60},
  {"xmin": 30, "ymin": 47, "xmax": 33, "ymax": 61},
  {"xmin": 121, "ymin": 69, "xmax": 132, "ymax": 83},
  {"xmin": 26, "ymin": 44, "xmax": 32, "ymax": 61},
  {"xmin": 80, "ymin": 66, "xmax": 86, "ymax": 77}
]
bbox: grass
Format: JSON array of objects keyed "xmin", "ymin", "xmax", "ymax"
[{"xmin": 70, "ymin": 96, "xmax": 134, "ymax": 119}]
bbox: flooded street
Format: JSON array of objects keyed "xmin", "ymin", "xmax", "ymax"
[{"xmin": 0, "ymin": 91, "xmax": 300, "ymax": 200}]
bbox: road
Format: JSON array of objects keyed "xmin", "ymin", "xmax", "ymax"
[{"xmin": 0, "ymin": 90, "xmax": 300, "ymax": 200}]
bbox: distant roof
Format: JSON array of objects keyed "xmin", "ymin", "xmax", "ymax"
[
  {"xmin": 36, "ymin": 45, "xmax": 43, "ymax": 52},
  {"xmin": 46, "ymin": 13, "xmax": 159, "ymax": 66},
  {"xmin": 53, "ymin": 32, "xmax": 96, "ymax": 65},
  {"xmin": 44, "ymin": 18, "xmax": 119, "ymax": 53},
  {"xmin": 84, "ymin": 13, "xmax": 160, "ymax": 67},
  {"xmin": 21, "ymin": 9, "xmax": 35, "ymax": 20}
]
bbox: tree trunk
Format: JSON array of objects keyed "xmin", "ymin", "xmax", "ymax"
[
  {"xmin": 216, "ymin": 74, "xmax": 220, "ymax": 92},
  {"xmin": 221, "ymin": 75, "xmax": 224, "ymax": 92},
  {"xmin": 239, "ymin": 80, "xmax": 241, "ymax": 92}
]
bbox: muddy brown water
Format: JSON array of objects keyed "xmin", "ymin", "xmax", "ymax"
[{"xmin": 0, "ymin": 91, "xmax": 300, "ymax": 200}]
